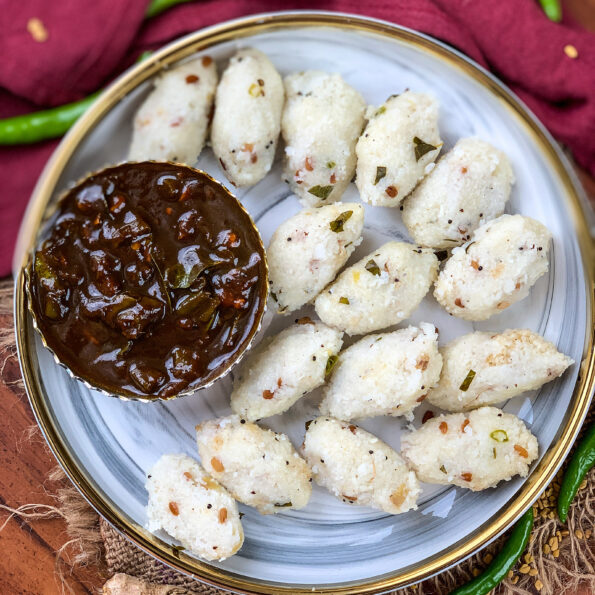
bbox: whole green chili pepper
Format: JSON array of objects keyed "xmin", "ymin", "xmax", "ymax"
[
  {"xmin": 0, "ymin": 92, "xmax": 100, "ymax": 145},
  {"xmin": 558, "ymin": 422, "xmax": 595, "ymax": 522},
  {"xmin": 449, "ymin": 508, "xmax": 534, "ymax": 595},
  {"xmin": 145, "ymin": 0, "xmax": 195, "ymax": 18},
  {"xmin": 538, "ymin": 0, "xmax": 562, "ymax": 22},
  {"xmin": 0, "ymin": 50, "xmax": 153, "ymax": 146}
]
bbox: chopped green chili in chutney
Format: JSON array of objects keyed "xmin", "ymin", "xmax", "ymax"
[{"xmin": 28, "ymin": 162, "xmax": 267, "ymax": 398}]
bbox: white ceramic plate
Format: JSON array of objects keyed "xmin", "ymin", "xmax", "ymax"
[{"xmin": 15, "ymin": 11, "xmax": 594, "ymax": 595}]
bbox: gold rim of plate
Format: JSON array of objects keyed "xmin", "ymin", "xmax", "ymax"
[{"xmin": 14, "ymin": 10, "xmax": 595, "ymax": 594}]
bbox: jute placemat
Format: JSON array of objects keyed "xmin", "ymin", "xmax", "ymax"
[{"xmin": 0, "ymin": 278, "xmax": 593, "ymax": 595}]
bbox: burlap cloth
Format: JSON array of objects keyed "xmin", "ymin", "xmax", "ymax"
[{"xmin": 0, "ymin": 278, "xmax": 593, "ymax": 594}]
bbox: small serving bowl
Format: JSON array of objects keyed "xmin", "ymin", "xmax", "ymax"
[{"xmin": 25, "ymin": 161, "xmax": 268, "ymax": 401}]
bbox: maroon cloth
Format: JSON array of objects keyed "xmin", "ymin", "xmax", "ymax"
[{"xmin": 1, "ymin": 0, "xmax": 594, "ymax": 277}]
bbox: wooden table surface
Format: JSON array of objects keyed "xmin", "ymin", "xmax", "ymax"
[{"xmin": 1, "ymin": 4, "xmax": 594, "ymax": 594}]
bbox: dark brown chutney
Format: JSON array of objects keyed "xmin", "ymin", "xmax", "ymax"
[{"xmin": 28, "ymin": 162, "xmax": 267, "ymax": 399}]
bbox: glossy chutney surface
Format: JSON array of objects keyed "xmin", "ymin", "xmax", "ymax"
[{"xmin": 29, "ymin": 162, "xmax": 267, "ymax": 399}]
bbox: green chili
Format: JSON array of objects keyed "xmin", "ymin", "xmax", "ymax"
[
  {"xmin": 537, "ymin": 0, "xmax": 562, "ymax": 22},
  {"xmin": 0, "ymin": 92, "xmax": 100, "ymax": 145},
  {"xmin": 450, "ymin": 508, "xmax": 534, "ymax": 595},
  {"xmin": 329, "ymin": 210, "xmax": 353, "ymax": 233},
  {"xmin": 0, "ymin": 51, "xmax": 153, "ymax": 146},
  {"xmin": 146, "ymin": 0, "xmax": 195, "ymax": 18},
  {"xmin": 558, "ymin": 422, "xmax": 595, "ymax": 522}
]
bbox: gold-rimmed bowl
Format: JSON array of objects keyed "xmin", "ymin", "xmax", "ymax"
[
  {"xmin": 14, "ymin": 11, "xmax": 594, "ymax": 595},
  {"xmin": 24, "ymin": 161, "xmax": 268, "ymax": 401}
]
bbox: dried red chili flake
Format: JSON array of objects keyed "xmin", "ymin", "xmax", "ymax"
[
  {"xmin": 461, "ymin": 419, "xmax": 470, "ymax": 432},
  {"xmin": 385, "ymin": 186, "xmax": 398, "ymax": 198},
  {"xmin": 304, "ymin": 157, "xmax": 314, "ymax": 171},
  {"xmin": 454, "ymin": 298, "xmax": 465, "ymax": 308},
  {"xmin": 439, "ymin": 421, "xmax": 448, "ymax": 434},
  {"xmin": 461, "ymin": 472, "xmax": 473, "ymax": 482},
  {"xmin": 330, "ymin": 173, "xmax": 336, "ymax": 184},
  {"xmin": 185, "ymin": 74, "xmax": 199, "ymax": 84},
  {"xmin": 348, "ymin": 424, "xmax": 357, "ymax": 434},
  {"xmin": 169, "ymin": 501, "xmax": 180, "ymax": 515},
  {"xmin": 202, "ymin": 56, "xmax": 213, "ymax": 67},
  {"xmin": 262, "ymin": 389, "xmax": 274, "ymax": 400}
]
